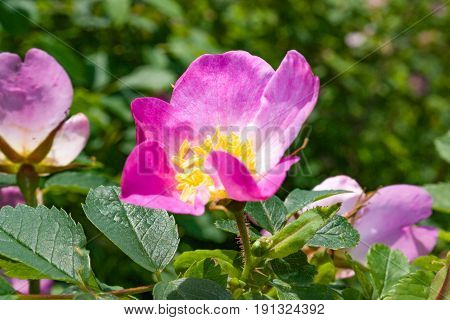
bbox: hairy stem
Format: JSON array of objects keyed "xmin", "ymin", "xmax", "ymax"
[
  {"xmin": 17, "ymin": 284, "xmax": 154, "ymax": 300},
  {"xmin": 233, "ymin": 207, "xmax": 253, "ymax": 281}
]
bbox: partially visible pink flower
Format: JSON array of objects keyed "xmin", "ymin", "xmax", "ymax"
[
  {"xmin": 0, "ymin": 186, "xmax": 53, "ymax": 293},
  {"xmin": 121, "ymin": 50, "xmax": 320, "ymax": 215},
  {"xmin": 0, "ymin": 186, "xmax": 24, "ymax": 207},
  {"xmin": 311, "ymin": 175, "xmax": 437, "ymax": 262},
  {"xmin": 0, "ymin": 48, "xmax": 89, "ymax": 173},
  {"xmin": 8, "ymin": 278, "xmax": 53, "ymax": 295}
]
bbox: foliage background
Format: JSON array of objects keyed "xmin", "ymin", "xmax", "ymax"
[{"xmin": 0, "ymin": 0, "xmax": 448, "ymax": 292}]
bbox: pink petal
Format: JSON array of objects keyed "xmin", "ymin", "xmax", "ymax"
[
  {"xmin": 0, "ymin": 48, "xmax": 73, "ymax": 156},
  {"xmin": 349, "ymin": 185, "xmax": 434, "ymax": 262},
  {"xmin": 354, "ymin": 185, "xmax": 433, "ymax": 240},
  {"xmin": 131, "ymin": 97, "xmax": 194, "ymax": 156},
  {"xmin": 120, "ymin": 140, "xmax": 206, "ymax": 215},
  {"xmin": 8, "ymin": 278, "xmax": 53, "ymax": 294},
  {"xmin": 314, "ymin": 175, "xmax": 363, "ymax": 193},
  {"xmin": 170, "ymin": 51, "xmax": 274, "ymax": 131},
  {"xmin": 253, "ymin": 50, "xmax": 320, "ymax": 174},
  {"xmin": 0, "ymin": 186, "xmax": 24, "ymax": 207},
  {"xmin": 207, "ymin": 150, "xmax": 299, "ymax": 201},
  {"xmin": 350, "ymin": 226, "xmax": 438, "ymax": 263},
  {"xmin": 389, "ymin": 226, "xmax": 438, "ymax": 261},
  {"xmin": 40, "ymin": 113, "xmax": 90, "ymax": 166},
  {"xmin": 304, "ymin": 175, "xmax": 364, "ymax": 215}
]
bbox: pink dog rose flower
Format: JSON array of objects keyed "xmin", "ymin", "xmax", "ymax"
[
  {"xmin": 121, "ymin": 50, "xmax": 320, "ymax": 215},
  {"xmin": 310, "ymin": 175, "xmax": 437, "ymax": 262},
  {"xmin": 0, "ymin": 48, "xmax": 89, "ymax": 174},
  {"xmin": 0, "ymin": 186, "xmax": 53, "ymax": 294},
  {"xmin": 0, "ymin": 186, "xmax": 24, "ymax": 207}
]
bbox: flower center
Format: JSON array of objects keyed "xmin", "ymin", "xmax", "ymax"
[{"xmin": 171, "ymin": 129, "xmax": 256, "ymax": 204}]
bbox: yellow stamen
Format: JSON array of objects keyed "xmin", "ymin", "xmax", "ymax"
[{"xmin": 172, "ymin": 129, "xmax": 256, "ymax": 204}]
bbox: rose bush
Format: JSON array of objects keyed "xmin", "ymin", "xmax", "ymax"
[{"xmin": 0, "ymin": 47, "xmax": 448, "ymax": 300}]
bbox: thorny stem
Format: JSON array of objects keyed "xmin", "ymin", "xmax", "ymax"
[
  {"xmin": 17, "ymin": 284, "xmax": 155, "ymax": 300},
  {"xmin": 233, "ymin": 206, "xmax": 253, "ymax": 282}
]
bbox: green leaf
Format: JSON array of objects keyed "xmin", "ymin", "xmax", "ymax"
[
  {"xmin": 424, "ymin": 183, "xmax": 450, "ymax": 214},
  {"xmin": 104, "ymin": 0, "xmax": 130, "ymax": 26},
  {"xmin": 0, "ymin": 173, "xmax": 15, "ymax": 187},
  {"xmin": 428, "ymin": 254, "xmax": 450, "ymax": 300},
  {"xmin": 119, "ymin": 66, "xmax": 176, "ymax": 92},
  {"xmin": 346, "ymin": 253, "xmax": 373, "ymax": 299},
  {"xmin": 245, "ymin": 196, "xmax": 287, "ymax": 234},
  {"xmin": 0, "ymin": 205, "xmax": 91, "ymax": 285},
  {"xmin": 412, "ymin": 255, "xmax": 445, "ymax": 272},
  {"xmin": 214, "ymin": 219, "xmax": 261, "ymax": 241},
  {"xmin": 0, "ymin": 276, "xmax": 16, "ymax": 299},
  {"xmin": 262, "ymin": 205, "xmax": 339, "ymax": 259},
  {"xmin": 435, "ymin": 130, "xmax": 450, "ymax": 163},
  {"xmin": 341, "ymin": 287, "xmax": 363, "ymax": 300},
  {"xmin": 270, "ymin": 252, "xmax": 316, "ymax": 286},
  {"xmin": 384, "ymin": 270, "xmax": 435, "ymax": 300},
  {"xmin": 173, "ymin": 250, "xmax": 241, "ymax": 277},
  {"xmin": 44, "ymin": 171, "xmax": 115, "ymax": 194},
  {"xmin": 367, "ymin": 244, "xmax": 409, "ymax": 298},
  {"xmin": 83, "ymin": 186, "xmax": 179, "ymax": 272},
  {"xmin": 176, "ymin": 214, "xmax": 227, "ymax": 243},
  {"xmin": 307, "ymin": 215, "xmax": 360, "ymax": 249},
  {"xmin": 183, "ymin": 258, "xmax": 228, "ymax": 287},
  {"xmin": 153, "ymin": 278, "xmax": 231, "ymax": 300},
  {"xmin": 0, "ymin": 258, "xmax": 48, "ymax": 279},
  {"xmin": 310, "ymin": 250, "xmax": 337, "ymax": 285},
  {"xmin": 272, "ymin": 279, "xmax": 339, "ymax": 300},
  {"xmin": 284, "ymin": 189, "xmax": 348, "ymax": 215}
]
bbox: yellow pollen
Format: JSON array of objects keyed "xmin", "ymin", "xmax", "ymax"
[{"xmin": 172, "ymin": 129, "xmax": 256, "ymax": 204}]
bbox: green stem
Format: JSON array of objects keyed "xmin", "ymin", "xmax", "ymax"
[
  {"xmin": 16, "ymin": 164, "xmax": 40, "ymax": 207},
  {"xmin": 16, "ymin": 164, "xmax": 41, "ymax": 294},
  {"xmin": 233, "ymin": 208, "xmax": 253, "ymax": 281},
  {"xmin": 28, "ymin": 280, "xmax": 40, "ymax": 294},
  {"xmin": 17, "ymin": 284, "xmax": 154, "ymax": 300},
  {"xmin": 154, "ymin": 270, "xmax": 163, "ymax": 282}
]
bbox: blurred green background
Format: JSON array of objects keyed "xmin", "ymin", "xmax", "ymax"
[{"xmin": 1, "ymin": 0, "xmax": 448, "ymax": 290}]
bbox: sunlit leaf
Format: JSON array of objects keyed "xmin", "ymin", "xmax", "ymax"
[
  {"xmin": 83, "ymin": 186, "xmax": 179, "ymax": 272},
  {"xmin": 307, "ymin": 215, "xmax": 359, "ymax": 249},
  {"xmin": 385, "ymin": 270, "xmax": 435, "ymax": 300},
  {"xmin": 367, "ymin": 244, "xmax": 409, "ymax": 299},
  {"xmin": 245, "ymin": 196, "xmax": 287, "ymax": 233},
  {"xmin": 183, "ymin": 258, "xmax": 228, "ymax": 288},
  {"xmin": 284, "ymin": 189, "xmax": 347, "ymax": 215},
  {"xmin": 0, "ymin": 205, "xmax": 91, "ymax": 285},
  {"xmin": 173, "ymin": 250, "xmax": 241, "ymax": 278},
  {"xmin": 44, "ymin": 171, "xmax": 115, "ymax": 194}
]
